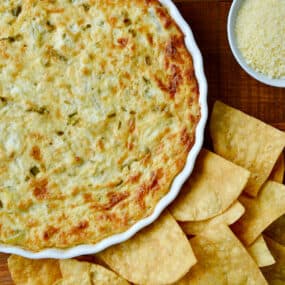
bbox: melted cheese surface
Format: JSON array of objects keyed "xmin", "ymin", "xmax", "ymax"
[{"xmin": 0, "ymin": 0, "xmax": 200, "ymax": 250}]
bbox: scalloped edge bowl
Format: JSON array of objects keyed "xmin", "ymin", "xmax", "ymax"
[{"xmin": 0, "ymin": 0, "xmax": 208, "ymax": 259}]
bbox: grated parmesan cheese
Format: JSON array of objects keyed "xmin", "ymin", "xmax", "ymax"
[{"xmin": 235, "ymin": 0, "xmax": 285, "ymax": 79}]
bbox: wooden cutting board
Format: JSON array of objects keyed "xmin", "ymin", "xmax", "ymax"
[{"xmin": 1, "ymin": 1, "xmax": 284, "ymax": 284}]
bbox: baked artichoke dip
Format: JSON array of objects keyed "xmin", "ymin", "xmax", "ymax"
[{"xmin": 0, "ymin": 0, "xmax": 200, "ymax": 251}]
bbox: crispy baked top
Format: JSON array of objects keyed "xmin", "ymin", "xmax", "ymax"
[{"xmin": 0, "ymin": 0, "xmax": 200, "ymax": 250}]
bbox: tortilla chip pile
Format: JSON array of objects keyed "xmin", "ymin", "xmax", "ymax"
[{"xmin": 7, "ymin": 101, "xmax": 285, "ymax": 285}]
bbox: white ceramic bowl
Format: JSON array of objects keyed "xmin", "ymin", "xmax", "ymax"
[
  {"xmin": 0, "ymin": 0, "xmax": 208, "ymax": 259},
  {"xmin": 228, "ymin": 0, "xmax": 285, "ymax": 88}
]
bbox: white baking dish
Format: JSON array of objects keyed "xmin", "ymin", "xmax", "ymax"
[{"xmin": 0, "ymin": 0, "xmax": 207, "ymax": 259}]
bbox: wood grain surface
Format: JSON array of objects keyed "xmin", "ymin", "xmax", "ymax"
[{"xmin": 1, "ymin": 1, "xmax": 284, "ymax": 284}]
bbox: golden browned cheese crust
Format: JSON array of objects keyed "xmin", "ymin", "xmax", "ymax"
[{"xmin": 0, "ymin": 0, "xmax": 200, "ymax": 250}]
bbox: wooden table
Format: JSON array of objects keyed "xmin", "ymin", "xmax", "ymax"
[{"xmin": 1, "ymin": 1, "xmax": 284, "ymax": 283}]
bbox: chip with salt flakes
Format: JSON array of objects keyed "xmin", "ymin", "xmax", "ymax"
[
  {"xmin": 247, "ymin": 235, "xmax": 275, "ymax": 267},
  {"xmin": 265, "ymin": 215, "xmax": 285, "ymax": 246},
  {"xmin": 269, "ymin": 153, "xmax": 284, "ymax": 183},
  {"xmin": 97, "ymin": 211, "xmax": 196, "ymax": 285},
  {"xmin": 180, "ymin": 201, "xmax": 245, "ymax": 235},
  {"xmin": 262, "ymin": 236, "xmax": 285, "ymax": 284},
  {"xmin": 7, "ymin": 255, "xmax": 62, "ymax": 285},
  {"xmin": 174, "ymin": 224, "xmax": 267, "ymax": 284},
  {"xmin": 169, "ymin": 149, "xmax": 249, "ymax": 221},
  {"xmin": 232, "ymin": 181, "xmax": 285, "ymax": 246},
  {"xmin": 210, "ymin": 101, "xmax": 285, "ymax": 197}
]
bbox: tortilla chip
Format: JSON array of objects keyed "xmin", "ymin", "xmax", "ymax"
[
  {"xmin": 60, "ymin": 259, "xmax": 91, "ymax": 285},
  {"xmin": 232, "ymin": 181, "xmax": 285, "ymax": 246},
  {"xmin": 210, "ymin": 101, "xmax": 285, "ymax": 197},
  {"xmin": 52, "ymin": 281, "xmax": 63, "ymax": 285},
  {"xmin": 97, "ymin": 211, "xmax": 196, "ymax": 285},
  {"xmin": 175, "ymin": 224, "xmax": 267, "ymax": 284},
  {"xmin": 247, "ymin": 235, "xmax": 275, "ymax": 267},
  {"xmin": 90, "ymin": 263, "xmax": 130, "ymax": 285},
  {"xmin": 170, "ymin": 149, "xmax": 250, "ymax": 221},
  {"xmin": 180, "ymin": 201, "xmax": 245, "ymax": 235},
  {"xmin": 265, "ymin": 215, "xmax": 285, "ymax": 246},
  {"xmin": 52, "ymin": 279, "xmax": 76, "ymax": 285},
  {"xmin": 269, "ymin": 153, "xmax": 284, "ymax": 183},
  {"xmin": 59, "ymin": 259, "xmax": 129, "ymax": 285},
  {"xmin": 262, "ymin": 236, "xmax": 285, "ymax": 284},
  {"xmin": 8, "ymin": 255, "xmax": 61, "ymax": 285}
]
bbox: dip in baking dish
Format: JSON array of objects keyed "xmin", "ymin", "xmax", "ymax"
[{"xmin": 0, "ymin": 0, "xmax": 200, "ymax": 250}]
